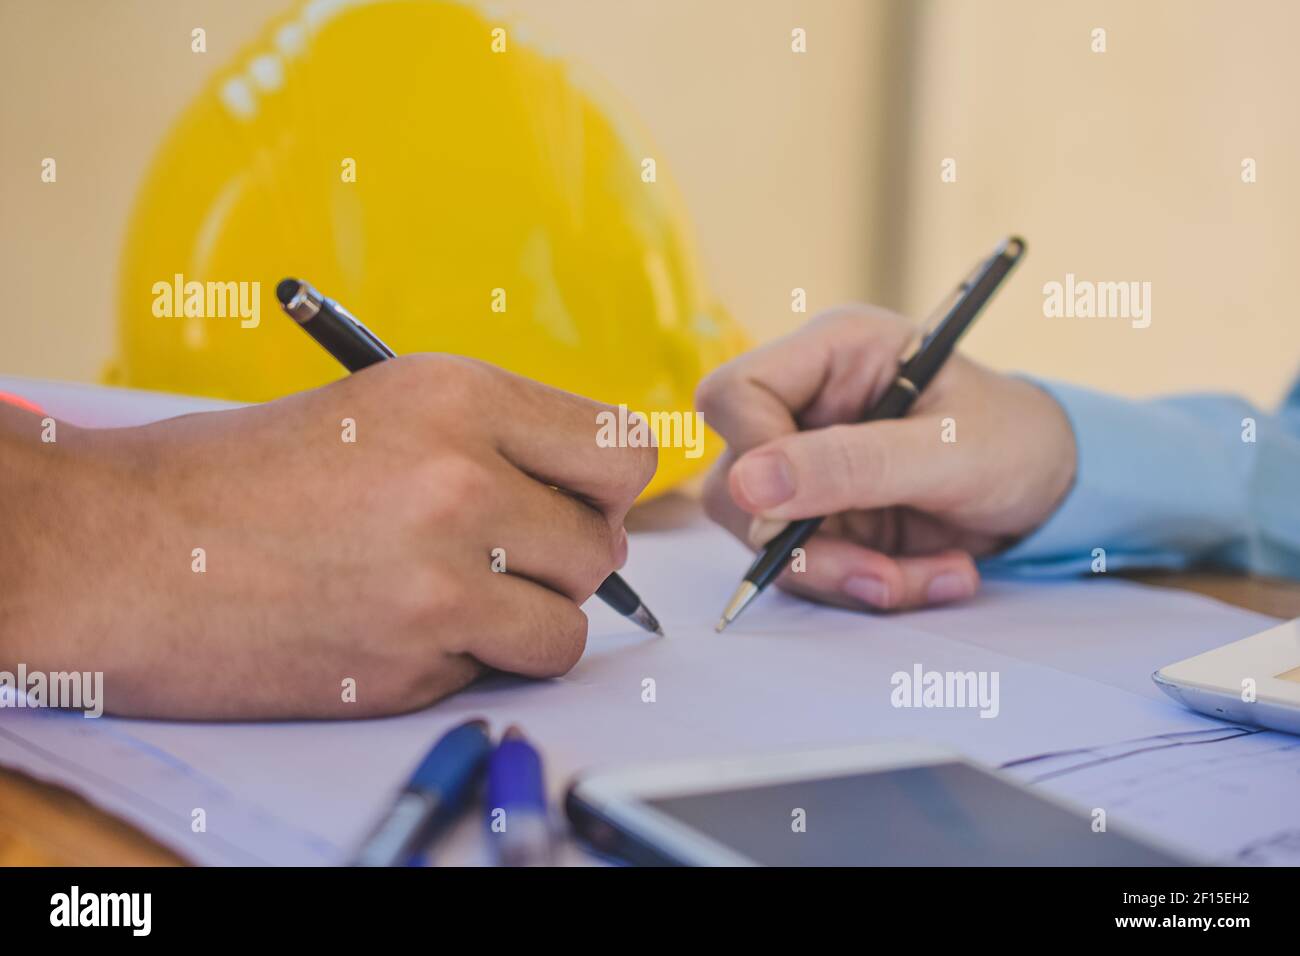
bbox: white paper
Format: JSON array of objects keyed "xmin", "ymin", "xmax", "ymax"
[
  {"xmin": 0, "ymin": 377, "xmax": 1293, "ymax": 865},
  {"xmin": 0, "ymin": 374, "xmax": 243, "ymax": 428},
  {"xmin": 1003, "ymin": 727, "xmax": 1300, "ymax": 865},
  {"xmin": 0, "ymin": 518, "xmax": 1287, "ymax": 865}
]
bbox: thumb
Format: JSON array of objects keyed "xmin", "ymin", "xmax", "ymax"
[{"xmin": 727, "ymin": 419, "xmax": 967, "ymax": 520}]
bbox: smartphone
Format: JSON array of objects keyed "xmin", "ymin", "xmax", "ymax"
[
  {"xmin": 1154, "ymin": 616, "xmax": 1300, "ymax": 735},
  {"xmin": 565, "ymin": 740, "xmax": 1190, "ymax": 866}
]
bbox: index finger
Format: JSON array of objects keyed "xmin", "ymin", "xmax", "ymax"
[{"xmin": 694, "ymin": 307, "xmax": 914, "ymax": 456}]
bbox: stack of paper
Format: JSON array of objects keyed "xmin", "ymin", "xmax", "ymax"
[{"xmin": 0, "ymin": 376, "xmax": 1292, "ymax": 865}]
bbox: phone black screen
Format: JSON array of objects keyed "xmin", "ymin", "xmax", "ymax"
[{"xmin": 645, "ymin": 762, "xmax": 1181, "ymax": 866}]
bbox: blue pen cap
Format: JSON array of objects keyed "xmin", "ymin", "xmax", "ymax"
[
  {"xmin": 409, "ymin": 718, "xmax": 493, "ymax": 807},
  {"xmin": 487, "ymin": 735, "xmax": 546, "ymax": 813}
]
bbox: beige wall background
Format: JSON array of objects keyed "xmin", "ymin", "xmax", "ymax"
[
  {"xmin": 2, "ymin": 0, "xmax": 1297, "ymax": 407},
  {"xmin": 892, "ymin": 0, "xmax": 1300, "ymax": 406}
]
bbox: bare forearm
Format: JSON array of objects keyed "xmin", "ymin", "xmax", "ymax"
[{"xmin": 0, "ymin": 408, "xmax": 109, "ymax": 667}]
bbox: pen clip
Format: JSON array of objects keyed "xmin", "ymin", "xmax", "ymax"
[
  {"xmin": 898, "ymin": 256, "xmax": 988, "ymax": 365},
  {"xmin": 896, "ymin": 236, "xmax": 1024, "ymax": 367}
]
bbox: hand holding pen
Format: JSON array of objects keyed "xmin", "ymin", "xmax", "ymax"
[
  {"xmin": 696, "ymin": 238, "xmax": 1071, "ymax": 625},
  {"xmin": 277, "ymin": 279, "xmax": 664, "ymax": 636}
]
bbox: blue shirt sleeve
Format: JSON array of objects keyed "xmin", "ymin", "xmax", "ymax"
[{"xmin": 980, "ymin": 376, "xmax": 1300, "ymax": 579}]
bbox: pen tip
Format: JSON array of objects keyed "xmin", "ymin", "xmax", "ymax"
[
  {"xmin": 716, "ymin": 581, "xmax": 760, "ymax": 633},
  {"xmin": 628, "ymin": 603, "xmax": 663, "ymax": 637}
]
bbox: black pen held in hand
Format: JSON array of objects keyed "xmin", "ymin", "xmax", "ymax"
[
  {"xmin": 714, "ymin": 236, "xmax": 1026, "ymax": 632},
  {"xmin": 276, "ymin": 278, "xmax": 664, "ymax": 637}
]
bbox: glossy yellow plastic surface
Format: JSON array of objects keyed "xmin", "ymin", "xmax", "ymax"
[{"xmin": 111, "ymin": 0, "xmax": 746, "ymax": 497}]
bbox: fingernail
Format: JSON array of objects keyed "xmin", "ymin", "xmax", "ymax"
[
  {"xmin": 844, "ymin": 575, "xmax": 891, "ymax": 608},
  {"xmin": 926, "ymin": 572, "xmax": 973, "ymax": 604},
  {"xmin": 614, "ymin": 527, "xmax": 629, "ymax": 567},
  {"xmin": 733, "ymin": 451, "xmax": 795, "ymax": 509},
  {"xmin": 747, "ymin": 515, "xmax": 787, "ymax": 548}
]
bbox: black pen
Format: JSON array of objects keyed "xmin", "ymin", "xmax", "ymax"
[
  {"xmin": 714, "ymin": 236, "xmax": 1026, "ymax": 632},
  {"xmin": 276, "ymin": 278, "xmax": 664, "ymax": 636}
]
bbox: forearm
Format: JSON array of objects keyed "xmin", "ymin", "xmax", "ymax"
[
  {"xmin": 1, "ymin": 406, "xmax": 66, "ymax": 656},
  {"xmin": 983, "ymin": 380, "xmax": 1300, "ymax": 579},
  {"xmin": 0, "ymin": 407, "xmax": 163, "ymax": 691}
]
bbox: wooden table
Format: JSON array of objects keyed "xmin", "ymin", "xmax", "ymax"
[{"xmin": 4, "ymin": 549, "xmax": 1298, "ymax": 866}]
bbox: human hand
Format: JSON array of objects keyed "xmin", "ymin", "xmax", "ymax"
[
  {"xmin": 695, "ymin": 307, "xmax": 1077, "ymax": 612},
  {"xmin": 0, "ymin": 355, "xmax": 656, "ymax": 718}
]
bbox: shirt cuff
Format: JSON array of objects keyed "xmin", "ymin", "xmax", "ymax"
[{"xmin": 981, "ymin": 379, "xmax": 1251, "ymax": 577}]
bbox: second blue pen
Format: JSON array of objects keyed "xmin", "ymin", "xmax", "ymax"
[{"xmin": 487, "ymin": 725, "xmax": 553, "ymax": 866}]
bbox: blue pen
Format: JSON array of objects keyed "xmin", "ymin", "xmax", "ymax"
[
  {"xmin": 487, "ymin": 725, "xmax": 553, "ymax": 866},
  {"xmin": 352, "ymin": 718, "xmax": 492, "ymax": 867}
]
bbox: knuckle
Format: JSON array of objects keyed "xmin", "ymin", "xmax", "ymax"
[
  {"xmin": 392, "ymin": 566, "xmax": 460, "ymax": 631},
  {"xmin": 417, "ymin": 455, "xmax": 496, "ymax": 518},
  {"xmin": 814, "ymin": 305, "xmax": 911, "ymax": 346},
  {"xmin": 398, "ymin": 353, "xmax": 493, "ymax": 406},
  {"xmin": 626, "ymin": 440, "xmax": 659, "ymax": 493},
  {"xmin": 601, "ymin": 527, "xmax": 625, "ymax": 580},
  {"xmin": 694, "ymin": 366, "xmax": 734, "ymax": 423},
  {"xmin": 567, "ymin": 527, "xmax": 618, "ymax": 603},
  {"xmin": 600, "ymin": 431, "xmax": 657, "ymax": 502},
  {"xmin": 549, "ymin": 610, "xmax": 589, "ymax": 675},
  {"xmin": 809, "ymin": 308, "xmax": 876, "ymax": 341},
  {"xmin": 809, "ymin": 308, "xmax": 852, "ymax": 332},
  {"xmin": 383, "ymin": 352, "xmax": 447, "ymax": 384}
]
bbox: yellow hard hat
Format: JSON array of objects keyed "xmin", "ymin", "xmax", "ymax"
[{"xmin": 109, "ymin": 0, "xmax": 746, "ymax": 497}]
